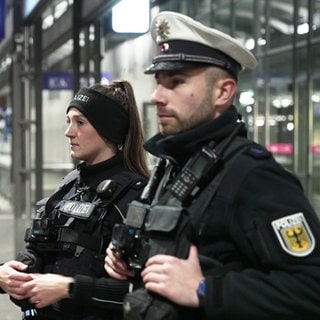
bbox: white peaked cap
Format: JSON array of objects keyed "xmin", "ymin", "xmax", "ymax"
[{"xmin": 145, "ymin": 11, "xmax": 258, "ymax": 78}]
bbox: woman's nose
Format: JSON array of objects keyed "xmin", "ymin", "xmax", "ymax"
[{"xmin": 64, "ymin": 124, "xmax": 74, "ymax": 137}]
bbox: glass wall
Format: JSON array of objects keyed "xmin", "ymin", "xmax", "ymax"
[{"xmin": 155, "ymin": 0, "xmax": 320, "ymax": 212}]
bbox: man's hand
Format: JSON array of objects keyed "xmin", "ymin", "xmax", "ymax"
[
  {"xmin": 0, "ymin": 260, "xmax": 31, "ymax": 299},
  {"xmin": 23, "ymin": 273, "xmax": 73, "ymax": 309},
  {"xmin": 104, "ymin": 242, "xmax": 135, "ymax": 280},
  {"xmin": 141, "ymin": 245, "xmax": 204, "ymax": 308}
]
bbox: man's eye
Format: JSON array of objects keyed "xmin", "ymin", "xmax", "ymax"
[{"xmin": 170, "ymin": 79, "xmax": 183, "ymax": 88}]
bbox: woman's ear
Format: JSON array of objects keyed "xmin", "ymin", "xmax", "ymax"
[{"xmin": 213, "ymin": 78, "xmax": 237, "ymax": 114}]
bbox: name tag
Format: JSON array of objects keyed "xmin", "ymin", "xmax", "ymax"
[{"xmin": 60, "ymin": 201, "xmax": 95, "ymax": 219}]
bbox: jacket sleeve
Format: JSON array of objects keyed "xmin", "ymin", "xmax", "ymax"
[
  {"xmin": 70, "ymin": 274, "xmax": 134, "ymax": 311},
  {"xmin": 202, "ymin": 158, "xmax": 320, "ymax": 319}
]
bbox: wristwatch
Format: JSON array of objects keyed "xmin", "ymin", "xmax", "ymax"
[{"xmin": 196, "ymin": 279, "xmax": 206, "ymax": 307}]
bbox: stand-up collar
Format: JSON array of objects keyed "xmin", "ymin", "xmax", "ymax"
[
  {"xmin": 77, "ymin": 153, "xmax": 126, "ymax": 188},
  {"xmin": 144, "ymin": 106, "xmax": 246, "ymax": 165}
]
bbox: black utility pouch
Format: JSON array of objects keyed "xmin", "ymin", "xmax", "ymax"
[
  {"xmin": 145, "ymin": 204, "xmax": 191, "ymax": 259},
  {"xmin": 123, "ymin": 288, "xmax": 178, "ymax": 320}
]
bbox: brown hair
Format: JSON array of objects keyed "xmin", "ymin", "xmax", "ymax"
[{"xmin": 90, "ymin": 81, "xmax": 149, "ymax": 178}]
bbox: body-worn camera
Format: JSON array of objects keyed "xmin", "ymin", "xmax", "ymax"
[
  {"xmin": 111, "ymin": 160, "xmax": 166, "ymax": 273},
  {"xmin": 112, "ymin": 201, "xmax": 150, "ymax": 272},
  {"xmin": 24, "ymin": 205, "xmax": 57, "ymax": 245},
  {"xmin": 30, "ymin": 217, "xmax": 56, "ymax": 239}
]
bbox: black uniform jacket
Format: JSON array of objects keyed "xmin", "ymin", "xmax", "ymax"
[
  {"xmin": 23, "ymin": 153, "xmax": 147, "ymax": 320},
  {"xmin": 143, "ymin": 106, "xmax": 320, "ymax": 319}
]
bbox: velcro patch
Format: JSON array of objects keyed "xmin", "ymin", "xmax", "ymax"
[
  {"xmin": 60, "ymin": 201, "xmax": 95, "ymax": 219},
  {"xmin": 271, "ymin": 212, "xmax": 315, "ymax": 257}
]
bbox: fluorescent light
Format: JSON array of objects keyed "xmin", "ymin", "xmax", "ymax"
[
  {"xmin": 297, "ymin": 22, "xmax": 309, "ymax": 35},
  {"xmin": 112, "ymin": 0, "xmax": 150, "ymax": 33}
]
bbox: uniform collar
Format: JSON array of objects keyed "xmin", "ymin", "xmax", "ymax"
[
  {"xmin": 77, "ymin": 153, "xmax": 126, "ymax": 188},
  {"xmin": 144, "ymin": 106, "xmax": 246, "ymax": 166}
]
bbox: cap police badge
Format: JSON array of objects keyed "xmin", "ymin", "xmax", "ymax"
[
  {"xmin": 155, "ymin": 18, "xmax": 170, "ymax": 42},
  {"xmin": 271, "ymin": 212, "xmax": 315, "ymax": 257},
  {"xmin": 145, "ymin": 11, "xmax": 258, "ymax": 78}
]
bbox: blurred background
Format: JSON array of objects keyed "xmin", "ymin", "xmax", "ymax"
[{"xmin": 0, "ymin": 0, "xmax": 319, "ymax": 273}]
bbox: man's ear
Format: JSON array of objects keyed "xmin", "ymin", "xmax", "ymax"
[{"xmin": 213, "ymin": 78, "xmax": 237, "ymax": 114}]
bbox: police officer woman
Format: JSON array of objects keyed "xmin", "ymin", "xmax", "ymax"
[{"xmin": 0, "ymin": 80, "xmax": 149, "ymax": 319}]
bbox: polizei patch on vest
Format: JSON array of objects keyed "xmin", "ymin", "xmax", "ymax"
[
  {"xmin": 271, "ymin": 212, "xmax": 315, "ymax": 257},
  {"xmin": 60, "ymin": 201, "xmax": 95, "ymax": 219}
]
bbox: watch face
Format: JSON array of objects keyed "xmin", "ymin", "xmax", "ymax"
[{"xmin": 197, "ymin": 279, "xmax": 206, "ymax": 297}]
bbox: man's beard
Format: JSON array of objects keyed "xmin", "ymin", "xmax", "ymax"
[{"xmin": 162, "ymin": 85, "xmax": 213, "ymax": 135}]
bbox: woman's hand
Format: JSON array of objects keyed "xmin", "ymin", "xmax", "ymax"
[
  {"xmin": 24, "ymin": 273, "xmax": 73, "ymax": 309},
  {"xmin": 104, "ymin": 242, "xmax": 135, "ymax": 280},
  {"xmin": 0, "ymin": 260, "xmax": 31, "ymax": 299}
]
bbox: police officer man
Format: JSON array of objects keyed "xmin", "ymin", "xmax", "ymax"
[{"xmin": 105, "ymin": 11, "xmax": 320, "ymax": 319}]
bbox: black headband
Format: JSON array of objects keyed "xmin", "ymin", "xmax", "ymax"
[{"xmin": 67, "ymin": 87, "xmax": 129, "ymax": 144}]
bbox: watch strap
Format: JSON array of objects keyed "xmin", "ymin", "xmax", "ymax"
[{"xmin": 196, "ymin": 279, "xmax": 206, "ymax": 307}]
